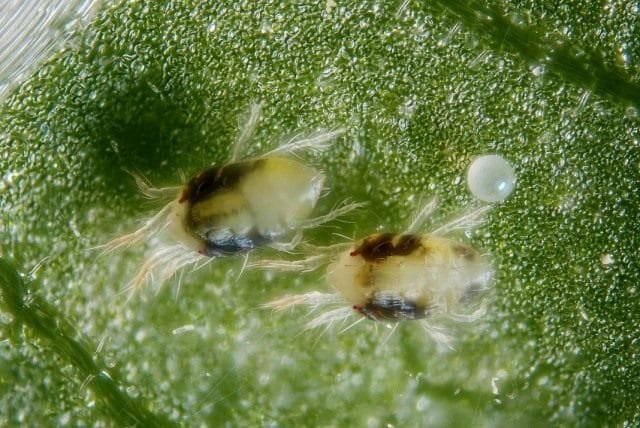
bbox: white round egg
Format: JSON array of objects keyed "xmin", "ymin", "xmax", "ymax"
[{"xmin": 467, "ymin": 154, "xmax": 516, "ymax": 203}]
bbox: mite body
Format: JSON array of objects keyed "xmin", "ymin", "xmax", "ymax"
[
  {"xmin": 329, "ymin": 233, "xmax": 488, "ymax": 321},
  {"xmin": 101, "ymin": 103, "xmax": 358, "ymax": 293},
  {"xmin": 177, "ymin": 156, "xmax": 324, "ymax": 256},
  {"xmin": 262, "ymin": 199, "xmax": 492, "ymax": 336}
]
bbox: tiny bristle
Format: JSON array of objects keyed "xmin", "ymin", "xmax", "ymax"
[
  {"xmin": 249, "ymin": 256, "xmax": 326, "ymax": 272},
  {"xmin": 122, "ymin": 244, "xmax": 206, "ymax": 297},
  {"xmin": 231, "ymin": 101, "xmax": 263, "ymax": 161},
  {"xmin": 95, "ymin": 202, "xmax": 174, "ymax": 255},
  {"xmin": 407, "ymin": 197, "xmax": 438, "ymax": 233},
  {"xmin": 299, "ymin": 199, "xmax": 367, "ymax": 230},
  {"xmin": 263, "ymin": 291, "xmax": 339, "ymax": 311},
  {"xmin": 262, "ymin": 127, "xmax": 346, "ymax": 157},
  {"xmin": 131, "ymin": 172, "xmax": 155, "ymax": 198},
  {"xmin": 447, "ymin": 304, "xmax": 487, "ymax": 323},
  {"xmin": 431, "ymin": 204, "xmax": 491, "ymax": 236},
  {"xmin": 419, "ymin": 321, "xmax": 455, "ymax": 350},
  {"xmin": 305, "ymin": 306, "xmax": 354, "ymax": 330}
]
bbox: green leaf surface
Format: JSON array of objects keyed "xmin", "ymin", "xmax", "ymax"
[{"xmin": 1, "ymin": 1, "xmax": 638, "ymax": 426}]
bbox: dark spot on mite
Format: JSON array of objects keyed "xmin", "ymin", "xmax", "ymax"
[
  {"xmin": 452, "ymin": 244, "xmax": 477, "ymax": 261},
  {"xmin": 180, "ymin": 159, "xmax": 265, "ymax": 204},
  {"xmin": 351, "ymin": 233, "xmax": 421, "ymax": 262},
  {"xmin": 357, "ymin": 294, "xmax": 428, "ymax": 321},
  {"xmin": 202, "ymin": 228, "xmax": 270, "ymax": 257}
]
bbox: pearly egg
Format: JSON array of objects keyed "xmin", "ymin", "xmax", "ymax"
[{"xmin": 467, "ymin": 154, "xmax": 516, "ymax": 203}]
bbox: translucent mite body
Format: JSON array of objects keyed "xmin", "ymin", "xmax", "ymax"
[
  {"xmin": 330, "ymin": 232, "xmax": 488, "ymax": 321},
  {"xmin": 176, "ymin": 156, "xmax": 323, "ymax": 257},
  {"xmin": 101, "ymin": 103, "xmax": 358, "ymax": 293},
  {"xmin": 262, "ymin": 200, "xmax": 492, "ymax": 337}
]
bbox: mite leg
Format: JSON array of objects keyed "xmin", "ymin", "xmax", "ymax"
[
  {"xmin": 261, "ymin": 127, "xmax": 346, "ymax": 157},
  {"xmin": 306, "ymin": 306, "xmax": 355, "ymax": 330},
  {"xmin": 250, "ymin": 253, "xmax": 329, "ymax": 272},
  {"xmin": 419, "ymin": 321, "xmax": 454, "ymax": 350},
  {"xmin": 446, "ymin": 305, "xmax": 487, "ymax": 323},
  {"xmin": 230, "ymin": 101, "xmax": 263, "ymax": 162},
  {"xmin": 129, "ymin": 172, "xmax": 181, "ymax": 199},
  {"xmin": 298, "ymin": 200, "xmax": 367, "ymax": 230},
  {"xmin": 250, "ymin": 242, "xmax": 350, "ymax": 272},
  {"xmin": 266, "ymin": 232, "xmax": 303, "ymax": 253},
  {"xmin": 265, "ymin": 291, "xmax": 352, "ymax": 330},
  {"xmin": 430, "ymin": 204, "xmax": 491, "ymax": 236},
  {"xmin": 124, "ymin": 244, "xmax": 206, "ymax": 296},
  {"xmin": 264, "ymin": 291, "xmax": 342, "ymax": 311},
  {"xmin": 97, "ymin": 201, "xmax": 175, "ymax": 254},
  {"xmin": 406, "ymin": 198, "xmax": 438, "ymax": 233}
]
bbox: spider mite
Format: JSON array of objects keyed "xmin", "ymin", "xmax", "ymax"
[
  {"xmin": 260, "ymin": 199, "xmax": 492, "ymax": 343},
  {"xmin": 99, "ymin": 102, "xmax": 361, "ymax": 293}
]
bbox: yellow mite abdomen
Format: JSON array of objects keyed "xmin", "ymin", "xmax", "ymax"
[{"xmin": 239, "ymin": 157, "xmax": 324, "ymax": 235}]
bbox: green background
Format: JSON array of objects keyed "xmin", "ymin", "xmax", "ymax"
[{"xmin": 1, "ymin": 1, "xmax": 638, "ymax": 426}]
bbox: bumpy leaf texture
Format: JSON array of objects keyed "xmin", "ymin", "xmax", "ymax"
[{"xmin": 1, "ymin": 1, "xmax": 638, "ymax": 426}]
